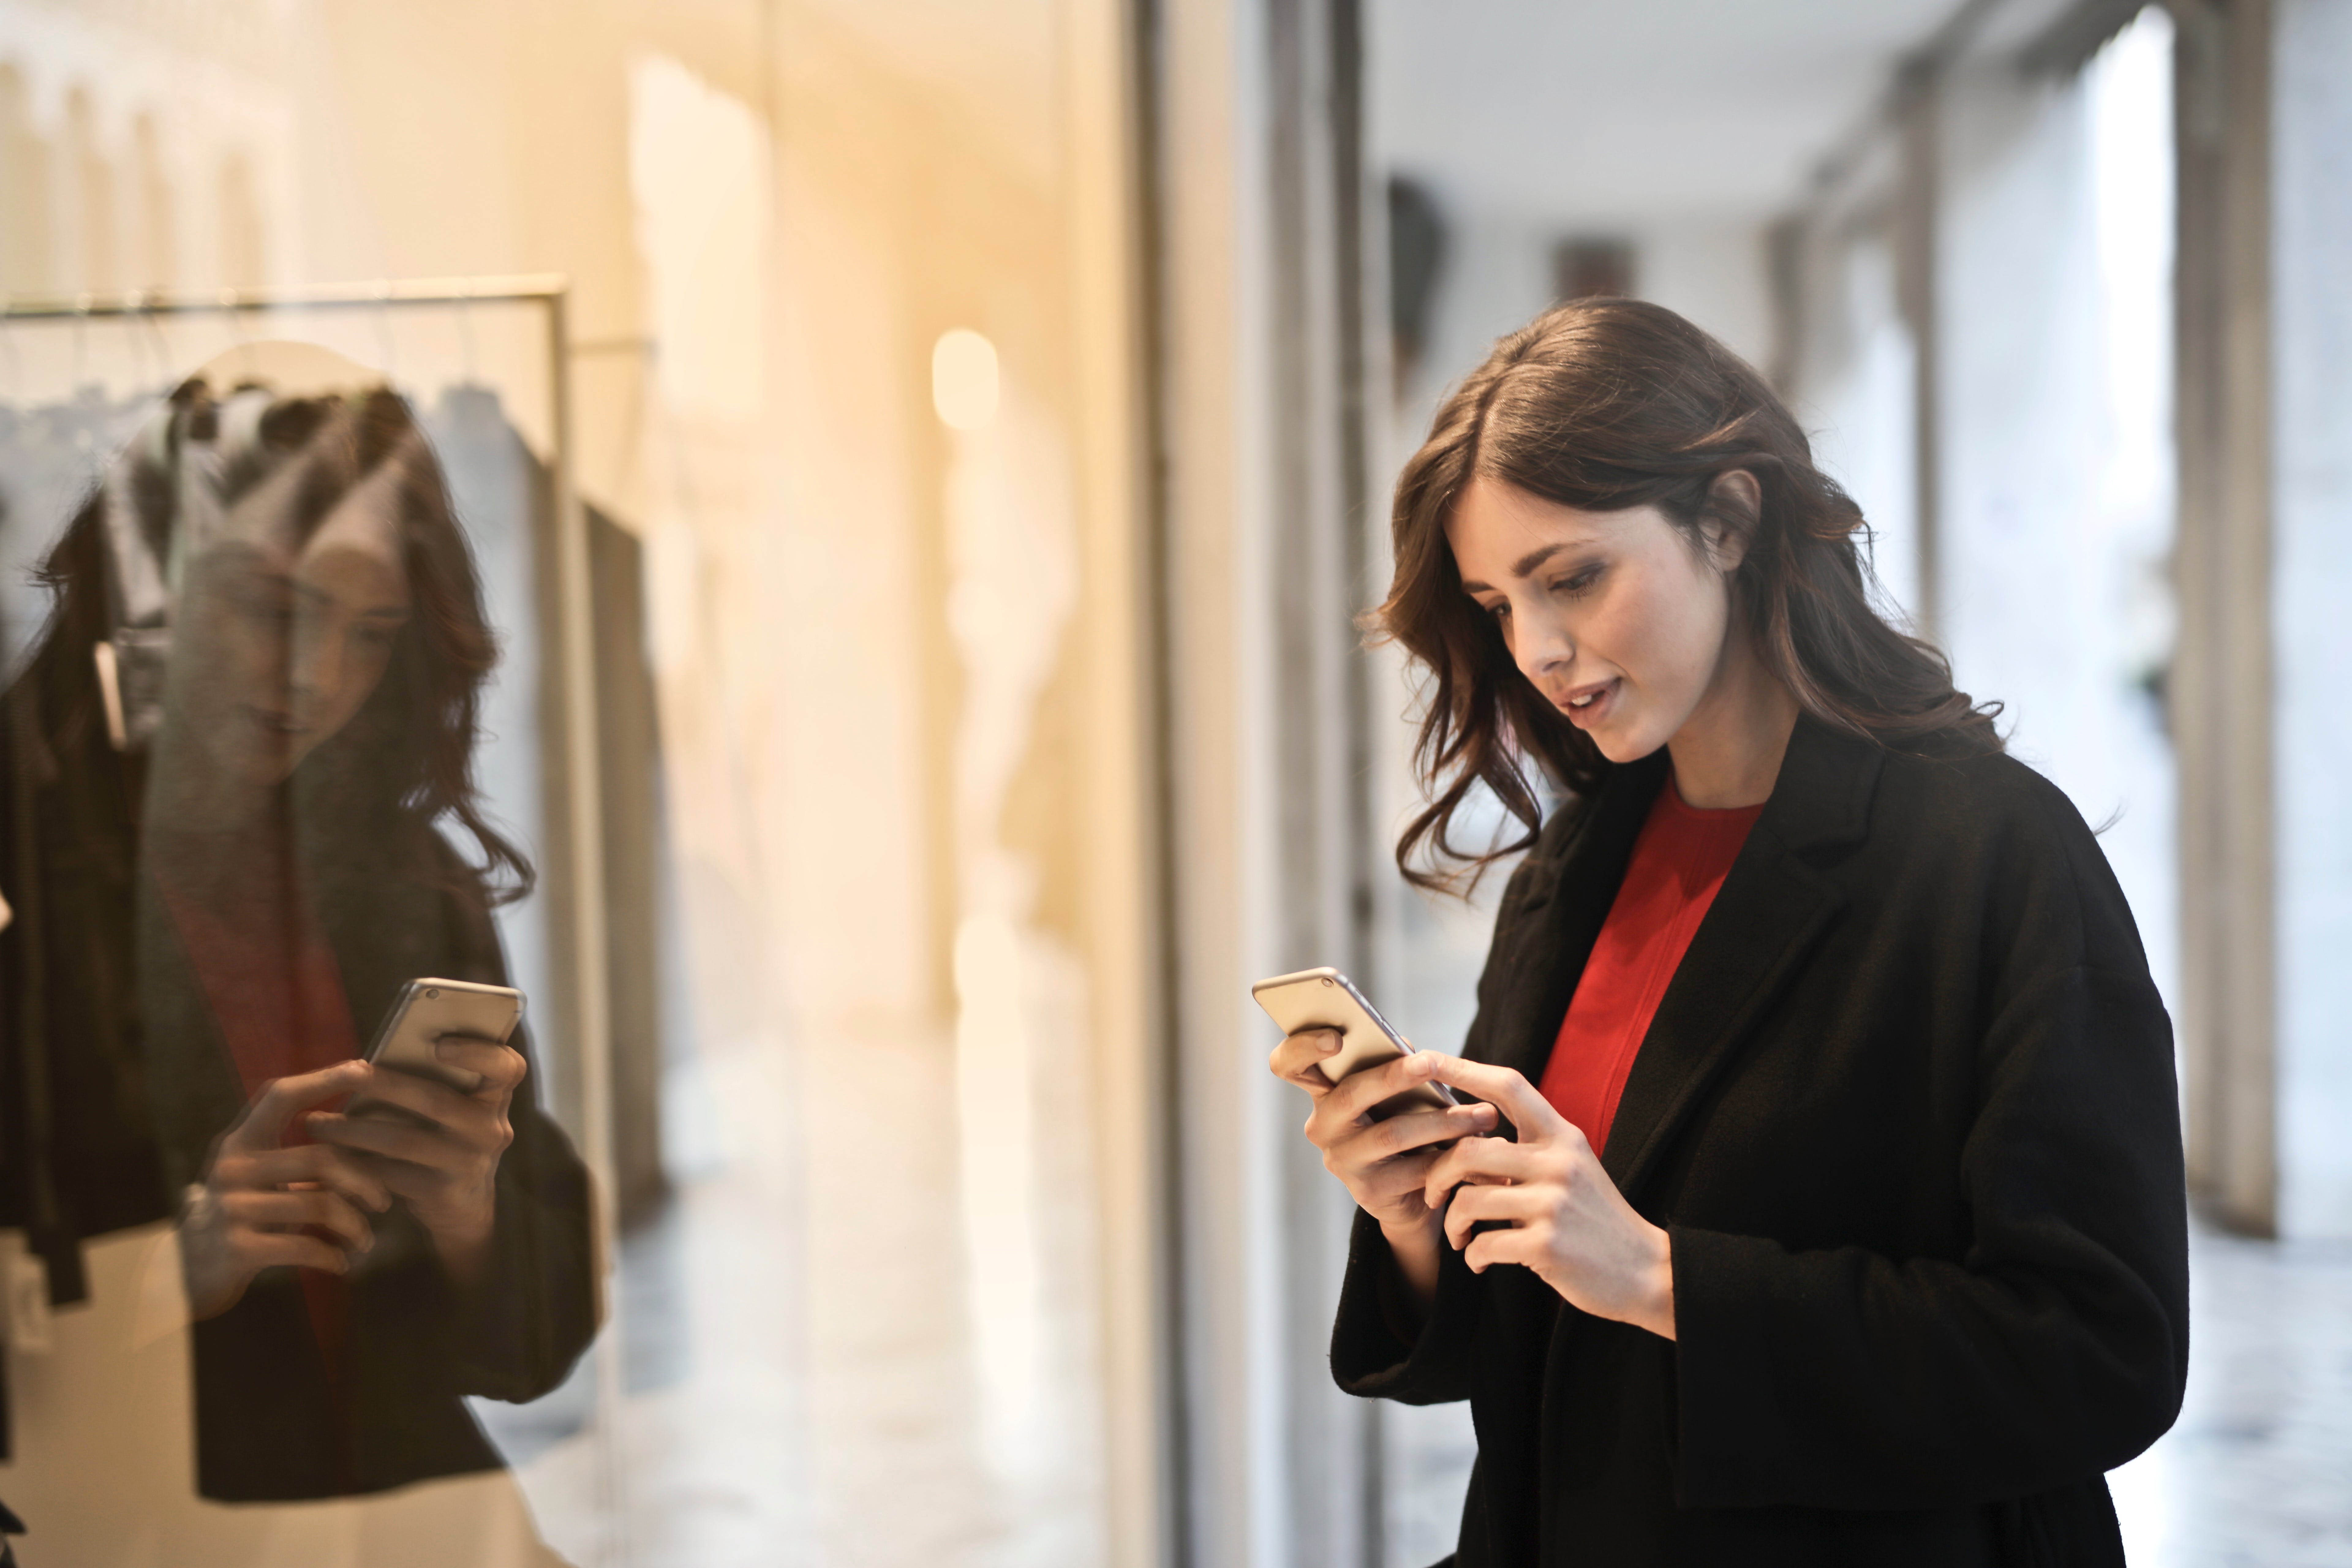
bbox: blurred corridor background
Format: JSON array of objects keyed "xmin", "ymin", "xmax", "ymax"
[{"xmin": 0, "ymin": 0, "xmax": 2346, "ymax": 1564}]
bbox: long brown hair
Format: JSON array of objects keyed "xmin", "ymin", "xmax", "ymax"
[
  {"xmin": 21, "ymin": 380, "xmax": 533, "ymax": 904},
  {"xmin": 1378, "ymin": 297, "xmax": 1999, "ymax": 891},
  {"xmin": 265, "ymin": 387, "xmax": 537, "ymax": 903}
]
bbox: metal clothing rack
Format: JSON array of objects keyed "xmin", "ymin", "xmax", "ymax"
[{"xmin": 0, "ymin": 276, "xmax": 625, "ymax": 1548}]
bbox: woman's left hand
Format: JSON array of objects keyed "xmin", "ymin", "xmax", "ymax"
[
  {"xmin": 1418, "ymin": 1054, "xmax": 1676, "ymax": 1340},
  {"xmin": 304, "ymin": 1038, "xmax": 526, "ymax": 1285}
]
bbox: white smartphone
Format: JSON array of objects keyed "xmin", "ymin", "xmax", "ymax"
[
  {"xmin": 361, "ymin": 978, "xmax": 523, "ymax": 1095},
  {"xmin": 1252, "ymin": 966, "xmax": 1454, "ymax": 1119}
]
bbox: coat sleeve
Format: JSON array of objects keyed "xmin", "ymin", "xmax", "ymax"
[
  {"xmin": 442, "ymin": 1019, "xmax": 600, "ymax": 1402},
  {"xmin": 432, "ymin": 874, "xmax": 601, "ymax": 1403},
  {"xmin": 1328, "ymin": 819, "xmax": 1581, "ymax": 1407},
  {"xmin": 1330, "ymin": 1207, "xmax": 1483, "ymax": 1404},
  {"xmin": 1668, "ymin": 959, "xmax": 2188, "ymax": 1510}
]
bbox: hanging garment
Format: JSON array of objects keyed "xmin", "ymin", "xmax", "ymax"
[
  {"xmin": 0, "ymin": 373, "xmax": 597, "ymax": 1513},
  {"xmin": 420, "ymin": 383, "xmax": 676, "ymax": 1223},
  {"xmin": 0, "ymin": 388, "xmax": 156, "ymax": 675}
]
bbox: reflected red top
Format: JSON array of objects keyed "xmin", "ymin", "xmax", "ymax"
[
  {"xmin": 1538, "ymin": 779, "xmax": 1763, "ymax": 1157},
  {"xmin": 152, "ymin": 840, "xmax": 362, "ymax": 1486},
  {"xmin": 153, "ymin": 873, "xmax": 360, "ymax": 1098}
]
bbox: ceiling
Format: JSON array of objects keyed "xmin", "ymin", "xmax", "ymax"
[{"xmin": 1370, "ymin": 0, "xmax": 1973, "ymax": 226}]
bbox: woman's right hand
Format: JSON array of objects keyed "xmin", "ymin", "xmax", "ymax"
[
  {"xmin": 1268, "ymin": 1031, "xmax": 1498, "ymax": 1310},
  {"xmin": 181, "ymin": 1060, "xmax": 394, "ymax": 1321}
]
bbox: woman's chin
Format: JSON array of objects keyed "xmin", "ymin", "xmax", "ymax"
[
  {"xmin": 208, "ymin": 739, "xmax": 302, "ymax": 793},
  {"xmin": 1580, "ymin": 715, "xmax": 1657, "ymax": 765}
]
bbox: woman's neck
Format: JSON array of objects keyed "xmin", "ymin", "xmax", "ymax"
[
  {"xmin": 1665, "ymin": 628, "xmax": 1800, "ymax": 809},
  {"xmin": 142, "ymin": 722, "xmax": 279, "ymax": 834}
]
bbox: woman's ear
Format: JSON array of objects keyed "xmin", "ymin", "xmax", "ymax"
[{"xmin": 1702, "ymin": 469, "xmax": 1762, "ymax": 572}]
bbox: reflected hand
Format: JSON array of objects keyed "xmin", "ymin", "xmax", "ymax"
[
  {"xmin": 1418, "ymin": 1054, "xmax": 1675, "ymax": 1340},
  {"xmin": 305, "ymin": 1038, "xmax": 526, "ymax": 1284},
  {"xmin": 182, "ymin": 1060, "xmax": 393, "ymax": 1320},
  {"xmin": 1269, "ymin": 1031, "xmax": 1498, "ymax": 1310}
]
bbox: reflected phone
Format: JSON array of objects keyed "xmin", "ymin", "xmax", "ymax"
[
  {"xmin": 361, "ymin": 978, "xmax": 523, "ymax": 1096},
  {"xmin": 1251, "ymin": 967, "xmax": 1454, "ymax": 1120}
]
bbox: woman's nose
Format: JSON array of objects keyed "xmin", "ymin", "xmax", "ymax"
[
  {"xmin": 290, "ymin": 618, "xmax": 343, "ymax": 703},
  {"xmin": 1516, "ymin": 618, "xmax": 1574, "ymax": 683}
]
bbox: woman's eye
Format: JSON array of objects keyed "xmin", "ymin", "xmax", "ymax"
[
  {"xmin": 1483, "ymin": 601, "xmax": 1510, "ymax": 621},
  {"xmin": 1553, "ymin": 567, "xmax": 1602, "ymax": 597}
]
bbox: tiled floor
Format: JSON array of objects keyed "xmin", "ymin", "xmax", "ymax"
[
  {"xmin": 2111, "ymin": 1223, "xmax": 2352, "ymax": 1567},
  {"xmin": 487, "ymin": 1022, "xmax": 1109, "ymax": 1568}
]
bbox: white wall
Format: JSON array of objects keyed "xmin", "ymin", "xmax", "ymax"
[
  {"xmin": 1933, "ymin": 19, "xmax": 2180, "ymax": 1024},
  {"xmin": 2271, "ymin": 0, "xmax": 2352, "ymax": 1240}
]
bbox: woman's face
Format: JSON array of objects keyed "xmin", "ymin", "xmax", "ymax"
[
  {"xmin": 172, "ymin": 462, "xmax": 413, "ymax": 791},
  {"xmin": 1446, "ymin": 475, "xmax": 1742, "ymax": 765}
]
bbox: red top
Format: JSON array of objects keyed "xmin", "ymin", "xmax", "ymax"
[
  {"xmin": 152, "ymin": 838, "xmax": 363, "ymax": 1486},
  {"xmin": 1537, "ymin": 779, "xmax": 1764, "ymax": 1157}
]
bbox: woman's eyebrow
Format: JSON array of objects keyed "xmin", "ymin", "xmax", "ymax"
[
  {"xmin": 1460, "ymin": 538, "xmax": 1601, "ymax": 594},
  {"xmin": 292, "ymin": 579, "xmax": 411, "ymax": 620},
  {"xmin": 1510, "ymin": 540, "xmax": 1600, "ymax": 579}
]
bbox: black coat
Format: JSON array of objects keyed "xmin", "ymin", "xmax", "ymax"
[
  {"xmin": 1332, "ymin": 719, "xmax": 2189, "ymax": 1567},
  {"xmin": 0, "ymin": 540, "xmax": 598, "ymax": 1499}
]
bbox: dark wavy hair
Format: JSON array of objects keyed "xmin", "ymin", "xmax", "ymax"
[
  {"xmin": 1377, "ymin": 297, "xmax": 2000, "ymax": 892},
  {"xmin": 23, "ymin": 379, "xmax": 533, "ymax": 904}
]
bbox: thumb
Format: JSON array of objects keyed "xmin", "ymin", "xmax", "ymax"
[{"xmin": 226, "ymin": 1059, "xmax": 372, "ymax": 1152}]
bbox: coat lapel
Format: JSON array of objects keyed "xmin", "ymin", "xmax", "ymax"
[
  {"xmin": 1472, "ymin": 751, "xmax": 1667, "ymax": 1088},
  {"xmin": 1599, "ymin": 719, "xmax": 1883, "ymax": 1200}
]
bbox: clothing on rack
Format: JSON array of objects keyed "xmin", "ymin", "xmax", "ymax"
[{"xmin": 0, "ymin": 370, "xmax": 598, "ymax": 1503}]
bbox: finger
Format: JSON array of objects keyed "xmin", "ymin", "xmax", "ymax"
[
  {"xmin": 1415, "ymin": 1055, "xmax": 1567, "ymax": 1142},
  {"xmin": 1363, "ymin": 1100, "xmax": 1498, "ymax": 1161},
  {"xmin": 343, "ymin": 1065, "xmax": 483, "ymax": 1129},
  {"xmin": 307, "ymin": 1109, "xmax": 458, "ymax": 1171},
  {"xmin": 1461, "ymin": 1225, "xmax": 1540, "ymax": 1277},
  {"xmin": 235, "ymin": 1231, "xmax": 353, "ymax": 1276},
  {"xmin": 1442, "ymin": 1181, "xmax": 1544, "ymax": 1250},
  {"xmin": 432, "ymin": 1038, "xmax": 526, "ymax": 1096},
  {"xmin": 234, "ymin": 1145, "xmax": 394, "ymax": 1212},
  {"xmin": 1268, "ymin": 1028, "xmax": 1344, "ymax": 1091},
  {"xmin": 224, "ymin": 1061, "xmax": 374, "ymax": 1153},
  {"xmin": 224, "ymin": 1189, "xmax": 375, "ymax": 1253},
  {"xmin": 1343, "ymin": 1144, "xmax": 1449, "ymax": 1209},
  {"xmin": 1424, "ymin": 1134, "xmax": 1540, "ymax": 1206},
  {"xmin": 1315, "ymin": 1049, "xmax": 1454, "ymax": 1129}
]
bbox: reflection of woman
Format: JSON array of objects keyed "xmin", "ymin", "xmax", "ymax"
[
  {"xmin": 0, "ymin": 369, "xmax": 594, "ymax": 1504},
  {"xmin": 1273, "ymin": 301, "xmax": 2186, "ymax": 1564}
]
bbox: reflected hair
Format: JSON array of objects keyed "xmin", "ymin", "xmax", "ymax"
[
  {"xmin": 1374, "ymin": 297, "xmax": 2000, "ymax": 893},
  {"xmin": 28, "ymin": 381, "xmax": 533, "ymax": 904},
  {"xmin": 255, "ymin": 388, "xmax": 536, "ymax": 904}
]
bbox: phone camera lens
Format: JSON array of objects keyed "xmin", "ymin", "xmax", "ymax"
[
  {"xmin": 425, "ymin": 988, "xmax": 440, "ymax": 1000},
  {"xmin": 1320, "ymin": 977, "xmax": 1333, "ymax": 986}
]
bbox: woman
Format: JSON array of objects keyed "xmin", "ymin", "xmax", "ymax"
[
  {"xmin": 0, "ymin": 362, "xmax": 594, "ymax": 1513},
  {"xmin": 1271, "ymin": 300, "xmax": 2187, "ymax": 1566}
]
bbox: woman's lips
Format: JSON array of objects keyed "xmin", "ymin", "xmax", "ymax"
[{"xmin": 1557, "ymin": 678, "xmax": 1619, "ymax": 729}]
